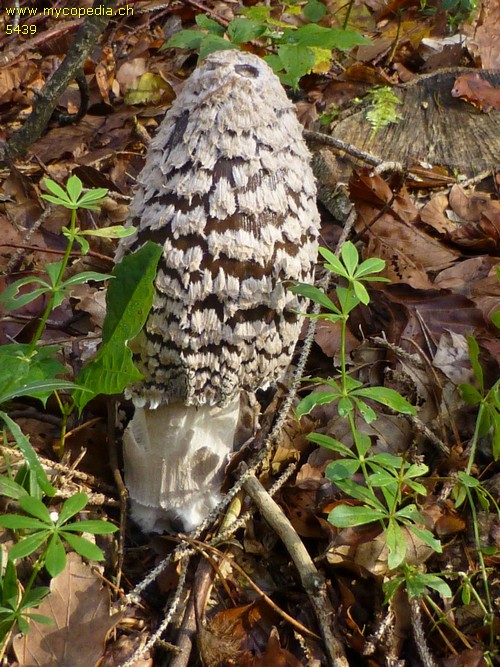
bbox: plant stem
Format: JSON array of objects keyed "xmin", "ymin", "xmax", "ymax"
[{"xmin": 29, "ymin": 208, "xmax": 77, "ymax": 348}]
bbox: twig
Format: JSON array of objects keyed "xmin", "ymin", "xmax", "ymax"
[
  {"xmin": 304, "ymin": 129, "xmax": 383, "ymax": 167},
  {"xmin": 0, "ymin": 0, "xmax": 118, "ymax": 163},
  {"xmin": 193, "ymin": 539, "xmax": 321, "ymax": 641},
  {"xmin": 410, "ymin": 597, "xmax": 436, "ymax": 667},
  {"xmin": 107, "ymin": 398, "xmax": 127, "ymax": 591},
  {"xmin": 243, "ymin": 473, "xmax": 348, "ymax": 667}
]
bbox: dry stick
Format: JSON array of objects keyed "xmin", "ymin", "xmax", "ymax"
[
  {"xmin": 107, "ymin": 398, "xmax": 128, "ymax": 592},
  {"xmin": 243, "ymin": 473, "xmax": 348, "ymax": 667},
  {"xmin": 168, "ymin": 557, "xmax": 214, "ymax": 667},
  {"xmin": 0, "ymin": 0, "xmax": 118, "ymax": 164}
]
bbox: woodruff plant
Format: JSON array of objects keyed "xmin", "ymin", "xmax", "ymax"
[
  {"xmin": 0, "ymin": 174, "xmax": 161, "ymax": 650},
  {"xmin": 292, "ymin": 243, "xmax": 445, "ymax": 581}
]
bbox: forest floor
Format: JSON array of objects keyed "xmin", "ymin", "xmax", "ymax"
[{"xmin": 0, "ymin": 1, "xmax": 499, "ymax": 666}]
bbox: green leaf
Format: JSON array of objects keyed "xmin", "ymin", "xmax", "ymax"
[
  {"xmin": 43, "ymin": 179, "xmax": 71, "ymax": 204},
  {"xmin": 8, "ymin": 531, "xmax": 50, "ymax": 560},
  {"xmin": 352, "ymin": 386, "xmax": 417, "ymax": 415},
  {"xmin": 61, "ymin": 519, "xmax": 118, "ymax": 534},
  {"xmin": 44, "ymin": 534, "xmax": 66, "ymax": 577},
  {"xmin": 166, "ymin": 29, "xmax": 204, "ymax": 50},
  {"xmin": 199, "ymin": 34, "xmax": 238, "ymax": 60},
  {"xmin": 457, "ymin": 471, "xmax": 480, "ymax": 487},
  {"xmin": 355, "ymin": 257, "xmax": 386, "ymax": 278},
  {"xmin": 492, "ymin": 311, "xmax": 500, "ymax": 328},
  {"xmin": 0, "ymin": 515, "xmax": 48, "ymax": 530},
  {"xmin": 307, "ymin": 433, "xmax": 354, "ymax": 457},
  {"xmin": 303, "ymin": 0, "xmax": 327, "ymax": 21},
  {"xmin": 460, "ymin": 383, "xmax": 482, "ymax": 405},
  {"xmin": 466, "ymin": 335, "xmax": 484, "ymax": 393},
  {"xmin": 56, "ymin": 492, "xmax": 89, "ymax": 525},
  {"xmin": 408, "ymin": 525, "xmax": 442, "ymax": 553},
  {"xmin": 0, "ymin": 379, "xmax": 79, "ymax": 406},
  {"xmin": 195, "ymin": 13, "xmax": 225, "ymax": 35},
  {"xmin": 276, "ymin": 44, "xmax": 316, "ymax": 88},
  {"xmin": 227, "ymin": 17, "xmax": 266, "ymax": 43},
  {"xmin": 81, "ymin": 226, "xmax": 136, "ymax": 239},
  {"xmin": 19, "ymin": 496, "xmax": 51, "ymax": 523},
  {"xmin": 61, "ymin": 271, "xmax": 112, "ymax": 288},
  {"xmin": 1, "ymin": 560, "xmax": 19, "ymax": 602},
  {"xmin": 0, "ymin": 413, "xmax": 55, "ymax": 496},
  {"xmin": 290, "ymin": 283, "xmax": 340, "ymax": 312},
  {"xmin": 296, "ymin": 391, "xmax": 340, "ymax": 418},
  {"xmin": 353, "ymin": 280, "xmax": 370, "ymax": 305},
  {"xmin": 74, "ymin": 242, "xmax": 162, "ymax": 410},
  {"xmin": 352, "ymin": 397, "xmax": 377, "ymax": 423},
  {"xmin": 338, "ymin": 396, "xmax": 354, "ymax": 417},
  {"xmin": 0, "ymin": 476, "xmax": 29, "ymax": 500},
  {"xmin": 66, "ymin": 175, "xmax": 83, "ymax": 202},
  {"xmin": 340, "ymin": 242, "xmax": 359, "ymax": 275},
  {"xmin": 386, "ymin": 520, "xmax": 407, "ymax": 570},
  {"xmin": 383, "ymin": 575, "xmax": 404, "ymax": 603},
  {"xmin": 328, "ymin": 504, "xmax": 384, "ymax": 527},
  {"xmin": 326, "ymin": 458, "xmax": 360, "ymax": 481},
  {"xmin": 292, "ymin": 24, "xmax": 370, "ymax": 50},
  {"xmin": 62, "ymin": 533, "xmax": 104, "ymax": 561},
  {"xmin": 75, "ymin": 189, "xmax": 108, "ymax": 206},
  {"xmin": 21, "ymin": 586, "xmax": 50, "ymax": 608}
]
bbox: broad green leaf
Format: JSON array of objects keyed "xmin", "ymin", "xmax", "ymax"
[
  {"xmin": 303, "ymin": 0, "xmax": 327, "ymax": 21},
  {"xmin": 74, "ymin": 242, "xmax": 162, "ymax": 410},
  {"xmin": 227, "ymin": 17, "xmax": 266, "ymax": 43},
  {"xmin": 44, "ymin": 534, "xmax": 66, "ymax": 577},
  {"xmin": 355, "ymin": 257, "xmax": 386, "ymax": 277},
  {"xmin": 369, "ymin": 453, "xmax": 403, "ymax": 468},
  {"xmin": 325, "ymin": 458, "xmax": 360, "ymax": 481},
  {"xmin": 0, "ymin": 413, "xmax": 55, "ymax": 496},
  {"xmin": 8, "ymin": 531, "xmax": 50, "ymax": 561},
  {"xmin": 352, "ymin": 386, "xmax": 416, "ymax": 415},
  {"xmin": 0, "ymin": 515, "xmax": 48, "ymax": 530},
  {"xmin": 292, "ymin": 24, "xmax": 370, "ymax": 50},
  {"xmin": 328, "ymin": 504, "xmax": 383, "ymax": 527},
  {"xmin": 338, "ymin": 396, "xmax": 354, "ymax": 417},
  {"xmin": 0, "ymin": 379, "xmax": 79, "ymax": 406},
  {"xmin": 75, "ymin": 189, "xmax": 108, "ymax": 206},
  {"xmin": 352, "ymin": 397, "xmax": 377, "ymax": 423},
  {"xmin": 61, "ymin": 519, "xmax": 118, "ymax": 534},
  {"xmin": 319, "ymin": 246, "xmax": 346, "ymax": 275},
  {"xmin": 460, "ymin": 383, "xmax": 482, "ymax": 405},
  {"xmin": 341, "ymin": 242, "xmax": 359, "ymax": 275},
  {"xmin": 56, "ymin": 492, "xmax": 89, "ymax": 525},
  {"xmin": 1, "ymin": 560, "xmax": 19, "ymax": 602},
  {"xmin": 61, "ymin": 272, "xmax": 112, "ymax": 287},
  {"xmin": 277, "ymin": 44, "xmax": 316, "ymax": 88},
  {"xmin": 0, "ymin": 476, "xmax": 28, "ymax": 500},
  {"xmin": 42, "ymin": 179, "xmax": 71, "ymax": 203},
  {"xmin": 19, "ymin": 496, "xmax": 51, "ymax": 523},
  {"xmin": 353, "ymin": 280, "xmax": 370, "ymax": 305},
  {"xmin": 81, "ymin": 226, "xmax": 136, "ymax": 239},
  {"xmin": 296, "ymin": 391, "xmax": 340, "ymax": 418},
  {"xmin": 386, "ymin": 520, "xmax": 406, "ymax": 570},
  {"xmin": 195, "ymin": 13, "xmax": 225, "ymax": 35},
  {"xmin": 307, "ymin": 433, "xmax": 354, "ymax": 457},
  {"xmin": 408, "ymin": 525, "xmax": 442, "ymax": 553},
  {"xmin": 66, "ymin": 175, "xmax": 83, "ymax": 202},
  {"xmin": 290, "ymin": 283, "xmax": 340, "ymax": 313},
  {"xmin": 166, "ymin": 29, "xmax": 204, "ymax": 50},
  {"xmin": 199, "ymin": 34, "xmax": 237, "ymax": 60},
  {"xmin": 21, "ymin": 586, "xmax": 50, "ymax": 608},
  {"xmin": 62, "ymin": 533, "xmax": 104, "ymax": 561}
]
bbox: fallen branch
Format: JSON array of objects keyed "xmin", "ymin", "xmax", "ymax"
[{"xmin": 243, "ymin": 472, "xmax": 349, "ymax": 667}]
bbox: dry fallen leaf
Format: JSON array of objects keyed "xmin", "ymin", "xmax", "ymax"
[{"xmin": 13, "ymin": 552, "xmax": 121, "ymax": 667}]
